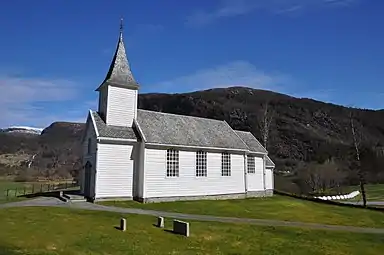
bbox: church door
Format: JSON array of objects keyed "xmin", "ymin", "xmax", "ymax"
[{"xmin": 84, "ymin": 161, "xmax": 92, "ymax": 197}]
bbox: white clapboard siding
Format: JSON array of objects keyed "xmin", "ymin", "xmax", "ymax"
[
  {"xmin": 95, "ymin": 143, "xmax": 134, "ymax": 198},
  {"xmin": 247, "ymin": 156, "xmax": 264, "ymax": 191},
  {"xmin": 81, "ymin": 121, "xmax": 97, "ymax": 196},
  {"xmin": 265, "ymin": 168, "xmax": 274, "ymax": 190},
  {"xmin": 106, "ymin": 86, "xmax": 137, "ymax": 127},
  {"xmin": 143, "ymin": 149, "xmax": 245, "ymax": 198}
]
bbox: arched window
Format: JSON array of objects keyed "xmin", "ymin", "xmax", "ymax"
[{"xmin": 87, "ymin": 138, "xmax": 92, "ymax": 155}]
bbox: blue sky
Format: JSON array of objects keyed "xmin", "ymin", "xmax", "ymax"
[{"xmin": 0, "ymin": 0, "xmax": 383, "ymax": 128}]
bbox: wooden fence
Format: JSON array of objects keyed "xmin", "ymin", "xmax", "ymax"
[{"xmin": 1, "ymin": 181, "xmax": 78, "ymax": 200}]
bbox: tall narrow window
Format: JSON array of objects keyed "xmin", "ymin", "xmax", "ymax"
[
  {"xmin": 247, "ymin": 156, "xmax": 255, "ymax": 173},
  {"xmin": 87, "ymin": 138, "xmax": 92, "ymax": 155},
  {"xmin": 196, "ymin": 151, "xmax": 207, "ymax": 177},
  {"xmin": 221, "ymin": 152, "xmax": 231, "ymax": 176},
  {"xmin": 167, "ymin": 149, "xmax": 179, "ymax": 177}
]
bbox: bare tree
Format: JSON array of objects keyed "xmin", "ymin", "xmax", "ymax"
[
  {"xmin": 259, "ymin": 101, "xmax": 274, "ymax": 150},
  {"xmin": 298, "ymin": 159, "xmax": 346, "ymax": 194},
  {"xmin": 349, "ymin": 110, "xmax": 367, "ymax": 207}
]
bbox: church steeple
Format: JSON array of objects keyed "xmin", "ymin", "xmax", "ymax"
[
  {"xmin": 96, "ymin": 19, "xmax": 139, "ymax": 127},
  {"xmin": 96, "ymin": 18, "xmax": 139, "ymax": 91}
]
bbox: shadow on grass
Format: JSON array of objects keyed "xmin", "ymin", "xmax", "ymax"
[
  {"xmin": 19, "ymin": 190, "xmax": 59, "ymax": 199},
  {"xmin": 163, "ymin": 229, "xmax": 174, "ymax": 234},
  {"xmin": 18, "ymin": 188, "xmax": 81, "ymax": 199},
  {"xmin": 114, "ymin": 226, "xmax": 122, "ymax": 231},
  {"xmin": 0, "ymin": 244, "xmax": 23, "ymax": 255},
  {"xmin": 63, "ymin": 189, "xmax": 81, "ymax": 195}
]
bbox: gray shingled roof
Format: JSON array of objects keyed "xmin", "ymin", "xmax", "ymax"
[
  {"xmin": 96, "ymin": 28, "xmax": 138, "ymax": 91},
  {"xmin": 266, "ymin": 155, "xmax": 275, "ymax": 168},
  {"xmin": 234, "ymin": 130, "xmax": 267, "ymax": 154},
  {"xmin": 136, "ymin": 109, "xmax": 248, "ymax": 150},
  {"xmin": 91, "ymin": 111, "xmax": 137, "ymax": 140}
]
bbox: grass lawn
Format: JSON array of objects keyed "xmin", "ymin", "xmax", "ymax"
[
  {"xmin": 0, "ymin": 197, "xmax": 26, "ymax": 204},
  {"xmin": 100, "ymin": 195, "xmax": 384, "ymax": 228},
  {"xmin": 1, "ymin": 207, "xmax": 384, "ymax": 255}
]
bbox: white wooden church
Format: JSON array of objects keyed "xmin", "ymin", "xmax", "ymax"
[{"xmin": 80, "ymin": 22, "xmax": 275, "ymax": 203}]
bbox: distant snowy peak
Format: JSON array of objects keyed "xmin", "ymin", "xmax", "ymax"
[{"xmin": 1, "ymin": 126, "xmax": 44, "ymax": 135}]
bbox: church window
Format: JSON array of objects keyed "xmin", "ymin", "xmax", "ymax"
[
  {"xmin": 166, "ymin": 149, "xmax": 179, "ymax": 177},
  {"xmin": 247, "ymin": 156, "xmax": 255, "ymax": 173},
  {"xmin": 196, "ymin": 151, "xmax": 207, "ymax": 177},
  {"xmin": 221, "ymin": 152, "xmax": 231, "ymax": 176}
]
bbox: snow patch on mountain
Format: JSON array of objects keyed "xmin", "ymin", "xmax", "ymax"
[{"xmin": 1, "ymin": 126, "xmax": 44, "ymax": 135}]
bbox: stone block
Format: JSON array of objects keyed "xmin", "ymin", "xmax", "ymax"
[
  {"xmin": 173, "ymin": 220, "xmax": 189, "ymax": 237},
  {"xmin": 157, "ymin": 216, "xmax": 164, "ymax": 228},
  {"xmin": 120, "ymin": 218, "xmax": 126, "ymax": 231}
]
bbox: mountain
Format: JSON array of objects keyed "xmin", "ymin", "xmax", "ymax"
[{"xmin": 1, "ymin": 86, "xmax": 384, "ymax": 186}]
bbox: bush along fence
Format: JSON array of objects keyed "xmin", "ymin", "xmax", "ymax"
[{"xmin": 1, "ymin": 181, "xmax": 78, "ymax": 200}]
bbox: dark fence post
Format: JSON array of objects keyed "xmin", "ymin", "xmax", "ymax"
[
  {"xmin": 6, "ymin": 189, "xmax": 9, "ymax": 198},
  {"xmin": 24, "ymin": 187, "xmax": 26, "ymax": 195}
]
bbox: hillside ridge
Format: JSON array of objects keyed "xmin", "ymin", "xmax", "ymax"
[{"xmin": 1, "ymin": 86, "xmax": 383, "ymax": 185}]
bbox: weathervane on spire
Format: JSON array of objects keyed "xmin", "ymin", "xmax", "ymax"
[{"xmin": 120, "ymin": 18, "xmax": 124, "ymax": 33}]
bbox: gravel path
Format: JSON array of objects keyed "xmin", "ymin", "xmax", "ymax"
[{"xmin": 1, "ymin": 197, "xmax": 384, "ymax": 234}]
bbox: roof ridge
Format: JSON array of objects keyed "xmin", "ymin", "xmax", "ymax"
[
  {"xmin": 234, "ymin": 130, "xmax": 252, "ymax": 134},
  {"xmin": 137, "ymin": 109, "xmax": 225, "ymax": 123},
  {"xmin": 226, "ymin": 122, "xmax": 250, "ymax": 151}
]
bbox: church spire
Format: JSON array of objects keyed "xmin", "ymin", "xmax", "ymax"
[{"xmin": 96, "ymin": 18, "xmax": 138, "ymax": 91}]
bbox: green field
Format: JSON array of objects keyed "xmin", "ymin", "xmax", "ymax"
[
  {"xmin": 0, "ymin": 206, "xmax": 383, "ymax": 255},
  {"xmin": 101, "ymin": 195, "xmax": 384, "ymax": 228},
  {"xmin": 342, "ymin": 184, "xmax": 384, "ymax": 202}
]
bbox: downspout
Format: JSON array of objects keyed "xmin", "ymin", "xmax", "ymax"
[
  {"xmin": 93, "ymin": 141, "xmax": 99, "ymax": 203},
  {"xmin": 244, "ymin": 152, "xmax": 248, "ymax": 195},
  {"xmin": 141, "ymin": 141, "xmax": 146, "ymax": 202},
  {"xmin": 262, "ymin": 154, "xmax": 266, "ymax": 195}
]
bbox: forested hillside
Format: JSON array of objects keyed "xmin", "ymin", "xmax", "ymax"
[{"xmin": 1, "ymin": 87, "xmax": 383, "ymax": 193}]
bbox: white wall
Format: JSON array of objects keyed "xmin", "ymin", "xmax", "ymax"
[
  {"xmin": 81, "ymin": 120, "xmax": 97, "ymax": 197},
  {"xmin": 95, "ymin": 143, "xmax": 135, "ymax": 198},
  {"xmin": 246, "ymin": 156, "xmax": 264, "ymax": 192},
  {"xmin": 143, "ymin": 148, "xmax": 246, "ymax": 198},
  {"xmin": 265, "ymin": 168, "xmax": 274, "ymax": 190},
  {"xmin": 106, "ymin": 86, "xmax": 137, "ymax": 127}
]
